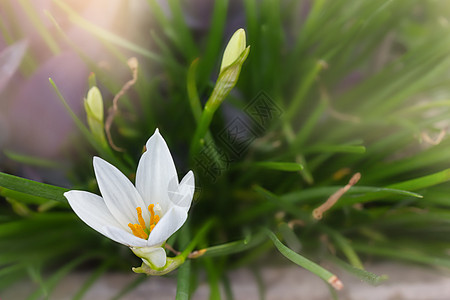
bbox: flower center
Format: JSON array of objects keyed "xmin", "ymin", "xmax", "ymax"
[{"xmin": 128, "ymin": 204, "xmax": 160, "ymax": 239}]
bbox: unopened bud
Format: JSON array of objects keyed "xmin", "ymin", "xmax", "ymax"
[
  {"xmin": 85, "ymin": 86, "xmax": 103, "ymax": 122},
  {"xmin": 220, "ymin": 28, "xmax": 247, "ymax": 73},
  {"xmin": 84, "ymin": 86, "xmax": 107, "ymax": 146}
]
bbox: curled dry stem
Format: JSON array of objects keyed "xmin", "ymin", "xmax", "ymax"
[
  {"xmin": 105, "ymin": 57, "xmax": 139, "ymax": 151},
  {"xmin": 313, "ymin": 172, "xmax": 361, "ymax": 220}
]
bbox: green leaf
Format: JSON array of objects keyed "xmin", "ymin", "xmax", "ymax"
[
  {"xmin": 201, "ymin": 231, "xmax": 266, "ymax": 258},
  {"xmin": 334, "ymin": 169, "xmax": 450, "ymax": 208},
  {"xmin": 27, "ymin": 253, "xmax": 100, "ymax": 300},
  {"xmin": 111, "ymin": 276, "xmax": 147, "ymax": 300},
  {"xmin": 304, "ymin": 145, "xmax": 366, "ymax": 154},
  {"xmin": 252, "ymin": 161, "xmax": 304, "ymax": 172},
  {"xmin": 72, "ymin": 259, "xmax": 113, "ymax": 300},
  {"xmin": 265, "ymin": 229, "xmax": 343, "ymax": 290},
  {"xmin": 4, "ymin": 150, "xmax": 61, "ymax": 169},
  {"xmin": 180, "ymin": 219, "xmax": 214, "ymax": 259},
  {"xmin": 0, "ymin": 172, "xmax": 68, "ymax": 203},
  {"xmin": 330, "ymin": 256, "xmax": 388, "ymax": 286},
  {"xmin": 321, "ymin": 226, "xmax": 364, "ymax": 269},
  {"xmin": 175, "ymin": 260, "xmax": 191, "ymax": 300},
  {"xmin": 53, "ymin": 0, "xmax": 160, "ymax": 60}
]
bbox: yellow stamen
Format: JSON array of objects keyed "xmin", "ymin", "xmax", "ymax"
[
  {"xmin": 128, "ymin": 205, "xmax": 160, "ymax": 239},
  {"xmin": 128, "ymin": 223, "xmax": 148, "ymax": 239},
  {"xmin": 149, "ymin": 204, "xmax": 155, "ymax": 224},
  {"xmin": 136, "ymin": 207, "xmax": 146, "ymax": 228},
  {"xmin": 153, "ymin": 215, "xmax": 160, "ymax": 224}
]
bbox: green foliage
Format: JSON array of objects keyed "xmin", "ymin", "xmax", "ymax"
[{"xmin": 2, "ymin": 0, "xmax": 450, "ymax": 298}]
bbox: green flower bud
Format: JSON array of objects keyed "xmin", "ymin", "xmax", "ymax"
[
  {"xmin": 220, "ymin": 28, "xmax": 247, "ymax": 73},
  {"xmin": 84, "ymin": 86, "xmax": 103, "ymax": 122},
  {"xmin": 84, "ymin": 86, "xmax": 107, "ymax": 146}
]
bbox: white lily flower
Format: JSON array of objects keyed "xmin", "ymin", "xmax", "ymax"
[{"xmin": 64, "ymin": 129, "xmax": 195, "ymax": 269}]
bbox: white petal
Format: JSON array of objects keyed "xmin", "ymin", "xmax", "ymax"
[
  {"xmin": 168, "ymin": 171, "xmax": 195, "ymax": 210},
  {"xmin": 93, "ymin": 157, "xmax": 149, "ymax": 226},
  {"xmin": 64, "ymin": 190, "xmax": 123, "ymax": 235},
  {"xmin": 104, "ymin": 226, "xmax": 148, "ymax": 247},
  {"xmin": 136, "ymin": 129, "xmax": 178, "ymax": 213},
  {"xmin": 132, "ymin": 246, "xmax": 167, "ymax": 269},
  {"xmin": 147, "ymin": 206, "xmax": 187, "ymax": 247}
]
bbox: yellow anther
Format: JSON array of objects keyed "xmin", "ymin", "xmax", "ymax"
[
  {"xmin": 136, "ymin": 207, "xmax": 146, "ymax": 228},
  {"xmin": 148, "ymin": 204, "xmax": 160, "ymax": 229},
  {"xmin": 129, "ymin": 205, "xmax": 160, "ymax": 239},
  {"xmin": 128, "ymin": 223, "xmax": 148, "ymax": 239},
  {"xmin": 149, "ymin": 204, "xmax": 155, "ymax": 224}
]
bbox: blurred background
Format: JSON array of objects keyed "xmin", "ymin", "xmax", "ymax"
[{"xmin": 1, "ymin": 0, "xmax": 450, "ymax": 299}]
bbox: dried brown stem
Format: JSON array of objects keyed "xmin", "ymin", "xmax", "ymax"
[
  {"xmin": 164, "ymin": 244, "xmax": 207, "ymax": 259},
  {"xmin": 421, "ymin": 129, "xmax": 446, "ymax": 146},
  {"xmin": 165, "ymin": 244, "xmax": 181, "ymax": 256},
  {"xmin": 328, "ymin": 275, "xmax": 344, "ymax": 290},
  {"xmin": 105, "ymin": 57, "xmax": 139, "ymax": 151},
  {"xmin": 313, "ymin": 172, "xmax": 361, "ymax": 220}
]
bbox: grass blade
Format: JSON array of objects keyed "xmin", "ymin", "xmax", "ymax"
[
  {"xmin": 0, "ymin": 172, "xmax": 68, "ymax": 203},
  {"xmin": 265, "ymin": 229, "xmax": 343, "ymax": 290}
]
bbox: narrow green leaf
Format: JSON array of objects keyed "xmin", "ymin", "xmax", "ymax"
[
  {"xmin": 27, "ymin": 253, "xmax": 100, "ymax": 300},
  {"xmin": 111, "ymin": 276, "xmax": 147, "ymax": 300},
  {"xmin": 329, "ymin": 256, "xmax": 388, "ymax": 286},
  {"xmin": 4, "ymin": 150, "xmax": 61, "ymax": 168},
  {"xmin": 253, "ymin": 185, "xmax": 308, "ymax": 219},
  {"xmin": 176, "ymin": 221, "xmax": 191, "ymax": 300},
  {"xmin": 353, "ymin": 243, "xmax": 450, "ymax": 268},
  {"xmin": 175, "ymin": 260, "xmax": 191, "ymax": 300},
  {"xmin": 282, "ymin": 186, "xmax": 422, "ymax": 205},
  {"xmin": 204, "ymin": 257, "xmax": 222, "ymax": 300},
  {"xmin": 54, "ymin": 0, "xmax": 160, "ymax": 60},
  {"xmin": 303, "ymin": 145, "xmax": 366, "ymax": 154},
  {"xmin": 187, "ymin": 58, "xmax": 203, "ymax": 122},
  {"xmin": 388, "ymin": 169, "xmax": 450, "ymax": 192},
  {"xmin": 252, "ymin": 161, "xmax": 304, "ymax": 172},
  {"xmin": 167, "ymin": 0, "xmax": 198, "ymax": 60},
  {"xmin": 321, "ymin": 226, "xmax": 364, "ymax": 269},
  {"xmin": 278, "ymin": 223, "xmax": 302, "ymax": 252},
  {"xmin": 18, "ymin": 0, "xmax": 60, "ymax": 54},
  {"xmin": 334, "ymin": 169, "xmax": 450, "ymax": 208},
  {"xmin": 49, "ymin": 78, "xmax": 130, "ymax": 173},
  {"xmin": 72, "ymin": 260, "xmax": 113, "ymax": 300},
  {"xmin": 265, "ymin": 229, "xmax": 343, "ymax": 290},
  {"xmin": 197, "ymin": 0, "xmax": 228, "ymax": 85},
  {"xmin": 181, "ymin": 219, "xmax": 214, "ymax": 259},
  {"xmin": 285, "ymin": 60, "xmax": 325, "ymax": 121},
  {"xmin": 0, "ymin": 172, "xmax": 68, "ymax": 203},
  {"xmin": 201, "ymin": 231, "xmax": 266, "ymax": 258}
]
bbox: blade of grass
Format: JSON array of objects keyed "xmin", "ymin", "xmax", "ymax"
[
  {"xmin": 176, "ymin": 222, "xmax": 191, "ymax": 300},
  {"xmin": 265, "ymin": 229, "xmax": 343, "ymax": 290},
  {"xmin": 17, "ymin": 0, "xmax": 60, "ymax": 54},
  {"xmin": 3, "ymin": 150, "xmax": 61, "ymax": 169},
  {"xmin": 175, "ymin": 260, "xmax": 191, "ymax": 300},
  {"xmin": 200, "ymin": 231, "xmax": 266, "ymax": 258},
  {"xmin": 252, "ymin": 161, "xmax": 304, "ymax": 172},
  {"xmin": 0, "ymin": 172, "xmax": 68, "ymax": 203},
  {"xmin": 111, "ymin": 276, "xmax": 147, "ymax": 300},
  {"xmin": 321, "ymin": 226, "xmax": 364, "ymax": 269},
  {"xmin": 72, "ymin": 259, "xmax": 114, "ymax": 300},
  {"xmin": 54, "ymin": 0, "xmax": 160, "ymax": 61},
  {"xmin": 328, "ymin": 256, "xmax": 388, "ymax": 286}
]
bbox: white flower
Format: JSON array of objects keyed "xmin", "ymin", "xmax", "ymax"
[{"xmin": 64, "ymin": 129, "xmax": 195, "ymax": 269}]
